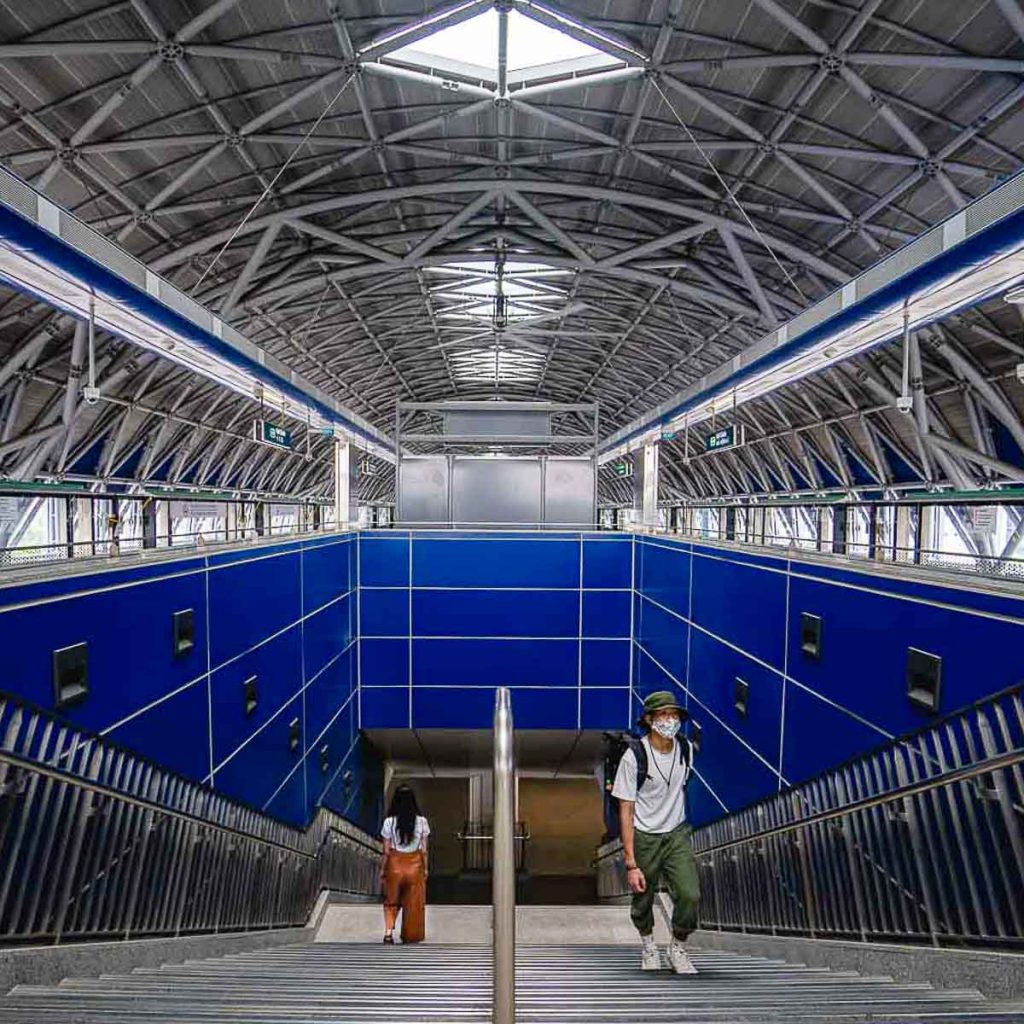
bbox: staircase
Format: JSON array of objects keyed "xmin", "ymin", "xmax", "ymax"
[{"xmin": 3, "ymin": 942, "xmax": 1024, "ymax": 1022}]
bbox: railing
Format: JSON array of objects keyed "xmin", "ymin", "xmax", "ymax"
[
  {"xmin": 677, "ymin": 528, "xmax": 1024, "ymax": 581},
  {"xmin": 597, "ymin": 684, "xmax": 1024, "ymax": 949},
  {"xmin": 0, "ymin": 523, "xmax": 337, "ymax": 570},
  {"xmin": 0, "ymin": 691, "xmax": 381, "ymax": 945},
  {"xmin": 493, "ymin": 687, "xmax": 516, "ymax": 1024},
  {"xmin": 456, "ymin": 821, "xmax": 530, "ymax": 873}
]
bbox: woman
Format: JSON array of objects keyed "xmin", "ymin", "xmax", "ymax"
[{"xmin": 380, "ymin": 785, "xmax": 430, "ymax": 944}]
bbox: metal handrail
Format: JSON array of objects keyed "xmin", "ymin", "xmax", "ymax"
[
  {"xmin": 0, "ymin": 691, "xmax": 381, "ymax": 945},
  {"xmin": 597, "ymin": 683, "xmax": 1024, "ymax": 948},
  {"xmin": 698, "ymin": 748, "xmax": 1024, "ymax": 856},
  {"xmin": 493, "ymin": 687, "xmax": 515, "ymax": 1024}
]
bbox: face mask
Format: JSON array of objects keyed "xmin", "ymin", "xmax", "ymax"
[{"xmin": 652, "ymin": 717, "xmax": 681, "ymax": 740}]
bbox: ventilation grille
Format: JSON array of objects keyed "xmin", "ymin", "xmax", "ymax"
[
  {"xmin": 856, "ymin": 225, "xmax": 944, "ymax": 303},
  {"xmin": 0, "ymin": 166, "xmax": 37, "ymax": 220},
  {"xmin": 787, "ymin": 289, "xmax": 842, "ymax": 341},
  {"xmin": 966, "ymin": 173, "xmax": 1024, "ymax": 237},
  {"xmin": 158, "ymin": 280, "xmax": 213, "ymax": 331},
  {"xmin": 59, "ymin": 212, "xmax": 146, "ymax": 288}
]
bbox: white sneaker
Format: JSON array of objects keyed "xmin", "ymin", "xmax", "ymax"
[
  {"xmin": 640, "ymin": 935, "xmax": 661, "ymax": 971},
  {"xmin": 667, "ymin": 939, "xmax": 698, "ymax": 975}
]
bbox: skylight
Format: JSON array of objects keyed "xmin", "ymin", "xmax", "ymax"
[
  {"xmin": 382, "ymin": 8, "xmax": 623, "ymax": 88},
  {"xmin": 450, "ymin": 346, "xmax": 545, "ymax": 384},
  {"xmin": 427, "ymin": 261, "xmax": 570, "ymax": 323}
]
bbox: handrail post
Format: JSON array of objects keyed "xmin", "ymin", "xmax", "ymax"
[{"xmin": 493, "ymin": 687, "xmax": 515, "ymax": 1024}]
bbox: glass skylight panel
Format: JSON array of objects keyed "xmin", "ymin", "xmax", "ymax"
[
  {"xmin": 385, "ymin": 8, "xmax": 620, "ymax": 86},
  {"xmin": 450, "ymin": 346, "xmax": 544, "ymax": 383}
]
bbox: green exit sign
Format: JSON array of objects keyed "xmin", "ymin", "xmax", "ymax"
[
  {"xmin": 661, "ymin": 430, "xmax": 677, "ymax": 441},
  {"xmin": 613, "ymin": 461, "xmax": 632, "ymax": 477},
  {"xmin": 254, "ymin": 419, "xmax": 292, "ymax": 450},
  {"xmin": 704, "ymin": 424, "xmax": 744, "ymax": 453}
]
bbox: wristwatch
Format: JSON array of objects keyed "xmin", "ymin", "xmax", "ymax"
[{"xmin": 625, "ymin": 863, "xmax": 638, "ymax": 871}]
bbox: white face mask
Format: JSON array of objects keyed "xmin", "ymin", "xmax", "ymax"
[{"xmin": 652, "ymin": 717, "xmax": 681, "ymax": 740}]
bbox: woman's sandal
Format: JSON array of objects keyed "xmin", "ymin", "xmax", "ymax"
[{"xmin": 383, "ymin": 934, "xmax": 395, "ymax": 945}]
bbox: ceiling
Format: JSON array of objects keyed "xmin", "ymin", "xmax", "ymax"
[{"xmin": 0, "ymin": 0, "xmax": 1022, "ymax": 501}]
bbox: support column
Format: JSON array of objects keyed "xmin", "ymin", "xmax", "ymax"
[
  {"xmin": 832, "ymin": 504, "xmax": 848, "ymax": 555},
  {"xmin": 636, "ymin": 442, "xmax": 659, "ymax": 530},
  {"xmin": 64, "ymin": 495, "xmax": 75, "ymax": 559},
  {"xmin": 334, "ymin": 438, "xmax": 353, "ymax": 529},
  {"xmin": 142, "ymin": 498, "xmax": 158, "ymax": 549},
  {"xmin": 72, "ymin": 496, "xmax": 93, "ymax": 556},
  {"xmin": 312, "ymin": 503, "xmax": 322, "ymax": 532},
  {"xmin": 725, "ymin": 506, "xmax": 737, "ymax": 541},
  {"xmin": 255, "ymin": 502, "xmax": 266, "ymax": 537},
  {"xmin": 916, "ymin": 504, "xmax": 930, "ymax": 565},
  {"xmin": 895, "ymin": 504, "xmax": 914, "ymax": 563},
  {"xmin": 867, "ymin": 505, "xmax": 879, "ymax": 560}
]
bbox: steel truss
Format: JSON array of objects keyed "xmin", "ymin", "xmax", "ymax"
[{"xmin": 0, "ymin": 0, "xmax": 1021, "ymax": 504}]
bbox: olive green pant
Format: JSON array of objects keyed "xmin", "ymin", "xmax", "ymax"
[{"xmin": 630, "ymin": 824, "xmax": 700, "ymax": 941}]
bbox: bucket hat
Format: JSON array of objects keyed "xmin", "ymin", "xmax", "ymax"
[{"xmin": 636, "ymin": 690, "xmax": 688, "ymax": 728}]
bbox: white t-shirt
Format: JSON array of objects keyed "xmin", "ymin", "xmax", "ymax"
[
  {"xmin": 611, "ymin": 736, "xmax": 690, "ymax": 834},
  {"xmin": 381, "ymin": 815, "xmax": 430, "ymax": 853}
]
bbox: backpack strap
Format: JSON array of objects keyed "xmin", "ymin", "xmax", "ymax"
[{"xmin": 628, "ymin": 738, "xmax": 649, "ymax": 793}]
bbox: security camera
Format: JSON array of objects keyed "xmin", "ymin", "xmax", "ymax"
[
  {"xmin": 896, "ymin": 395, "xmax": 913, "ymax": 414},
  {"xmin": 82, "ymin": 386, "xmax": 101, "ymax": 405}
]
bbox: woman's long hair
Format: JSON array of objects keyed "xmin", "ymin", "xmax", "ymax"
[{"xmin": 387, "ymin": 785, "xmax": 420, "ymax": 847}]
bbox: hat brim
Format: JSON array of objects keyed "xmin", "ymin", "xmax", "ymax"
[{"xmin": 636, "ymin": 704, "xmax": 688, "ymax": 728}]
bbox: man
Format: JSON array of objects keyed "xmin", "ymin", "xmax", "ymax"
[{"xmin": 611, "ymin": 690, "xmax": 699, "ymax": 974}]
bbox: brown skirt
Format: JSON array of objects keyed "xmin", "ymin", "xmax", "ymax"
[{"xmin": 383, "ymin": 850, "xmax": 426, "ymax": 944}]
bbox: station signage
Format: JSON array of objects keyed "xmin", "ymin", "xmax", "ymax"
[
  {"xmin": 660, "ymin": 430, "xmax": 677, "ymax": 441},
  {"xmin": 253, "ymin": 420, "xmax": 292, "ymax": 450},
  {"xmin": 704, "ymin": 424, "xmax": 745, "ymax": 453},
  {"xmin": 613, "ymin": 461, "xmax": 633, "ymax": 478}
]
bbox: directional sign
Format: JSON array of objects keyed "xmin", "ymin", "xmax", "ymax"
[
  {"xmin": 253, "ymin": 420, "xmax": 292, "ymax": 450},
  {"xmin": 704, "ymin": 424, "xmax": 745, "ymax": 453},
  {"xmin": 613, "ymin": 461, "xmax": 633, "ymax": 478},
  {"xmin": 660, "ymin": 430, "xmax": 677, "ymax": 441}
]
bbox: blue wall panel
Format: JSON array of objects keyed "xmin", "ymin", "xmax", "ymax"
[
  {"xmin": 581, "ymin": 687, "xmax": 630, "ymax": 730},
  {"xmin": 691, "ymin": 550, "xmax": 787, "ymax": 667},
  {"xmin": 304, "ymin": 595, "xmax": 354, "ymax": 680},
  {"xmin": 359, "ymin": 535, "xmax": 409, "ymax": 586},
  {"xmin": 360, "ymin": 686, "xmax": 408, "ymax": 728},
  {"xmin": 413, "ymin": 536, "xmax": 579, "ymax": 588},
  {"xmin": 359, "ymin": 587, "xmax": 407, "ymax": 637},
  {"xmin": 581, "ymin": 639, "xmax": 630, "ymax": 686},
  {"xmin": 636, "ymin": 539, "xmax": 690, "ymax": 617},
  {"xmin": 583, "ymin": 590, "xmax": 631, "ymax": 637},
  {"xmin": 0, "ymin": 532, "xmax": 380, "ymax": 833},
  {"xmin": 209, "ymin": 628, "xmax": 303, "ymax": 768},
  {"xmin": 104, "ymin": 681, "xmax": 211, "ymax": 782},
  {"xmin": 633, "ymin": 533, "xmax": 1024, "ymax": 827},
  {"xmin": 411, "ymin": 638, "xmax": 578, "ymax": 686},
  {"xmin": 361, "ymin": 638, "xmax": 409, "ymax": 687},
  {"xmin": 412, "ymin": 589, "xmax": 578, "ymax": 638},
  {"xmin": 582, "ymin": 538, "xmax": 632, "ymax": 588},
  {"xmin": 207, "ymin": 549, "xmax": 301, "ymax": 666},
  {"xmin": 412, "ymin": 685, "xmax": 578, "ymax": 729},
  {"xmin": 0, "ymin": 567, "xmax": 208, "ymax": 729}
]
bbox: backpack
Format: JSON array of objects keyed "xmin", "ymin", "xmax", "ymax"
[{"xmin": 603, "ymin": 732, "xmax": 694, "ymax": 796}]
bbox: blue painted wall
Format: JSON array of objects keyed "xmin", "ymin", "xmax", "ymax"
[
  {"xmin": 4, "ymin": 528, "xmax": 1019, "ymax": 835},
  {"xmin": 358, "ymin": 531, "xmax": 634, "ymax": 732},
  {"xmin": 0, "ymin": 532, "xmax": 382, "ymax": 831},
  {"xmin": 633, "ymin": 534, "xmax": 1024, "ymax": 827}
]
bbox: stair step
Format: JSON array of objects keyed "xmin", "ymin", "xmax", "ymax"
[{"xmin": 2, "ymin": 940, "xmax": 1020, "ymax": 1023}]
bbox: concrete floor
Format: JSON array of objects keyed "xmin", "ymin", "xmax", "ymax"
[{"xmin": 315, "ymin": 904, "xmax": 669, "ymax": 946}]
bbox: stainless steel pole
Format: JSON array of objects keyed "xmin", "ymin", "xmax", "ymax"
[{"xmin": 493, "ymin": 687, "xmax": 515, "ymax": 1024}]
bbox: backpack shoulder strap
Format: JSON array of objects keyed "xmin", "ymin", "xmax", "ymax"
[{"xmin": 629, "ymin": 738, "xmax": 648, "ymax": 793}]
